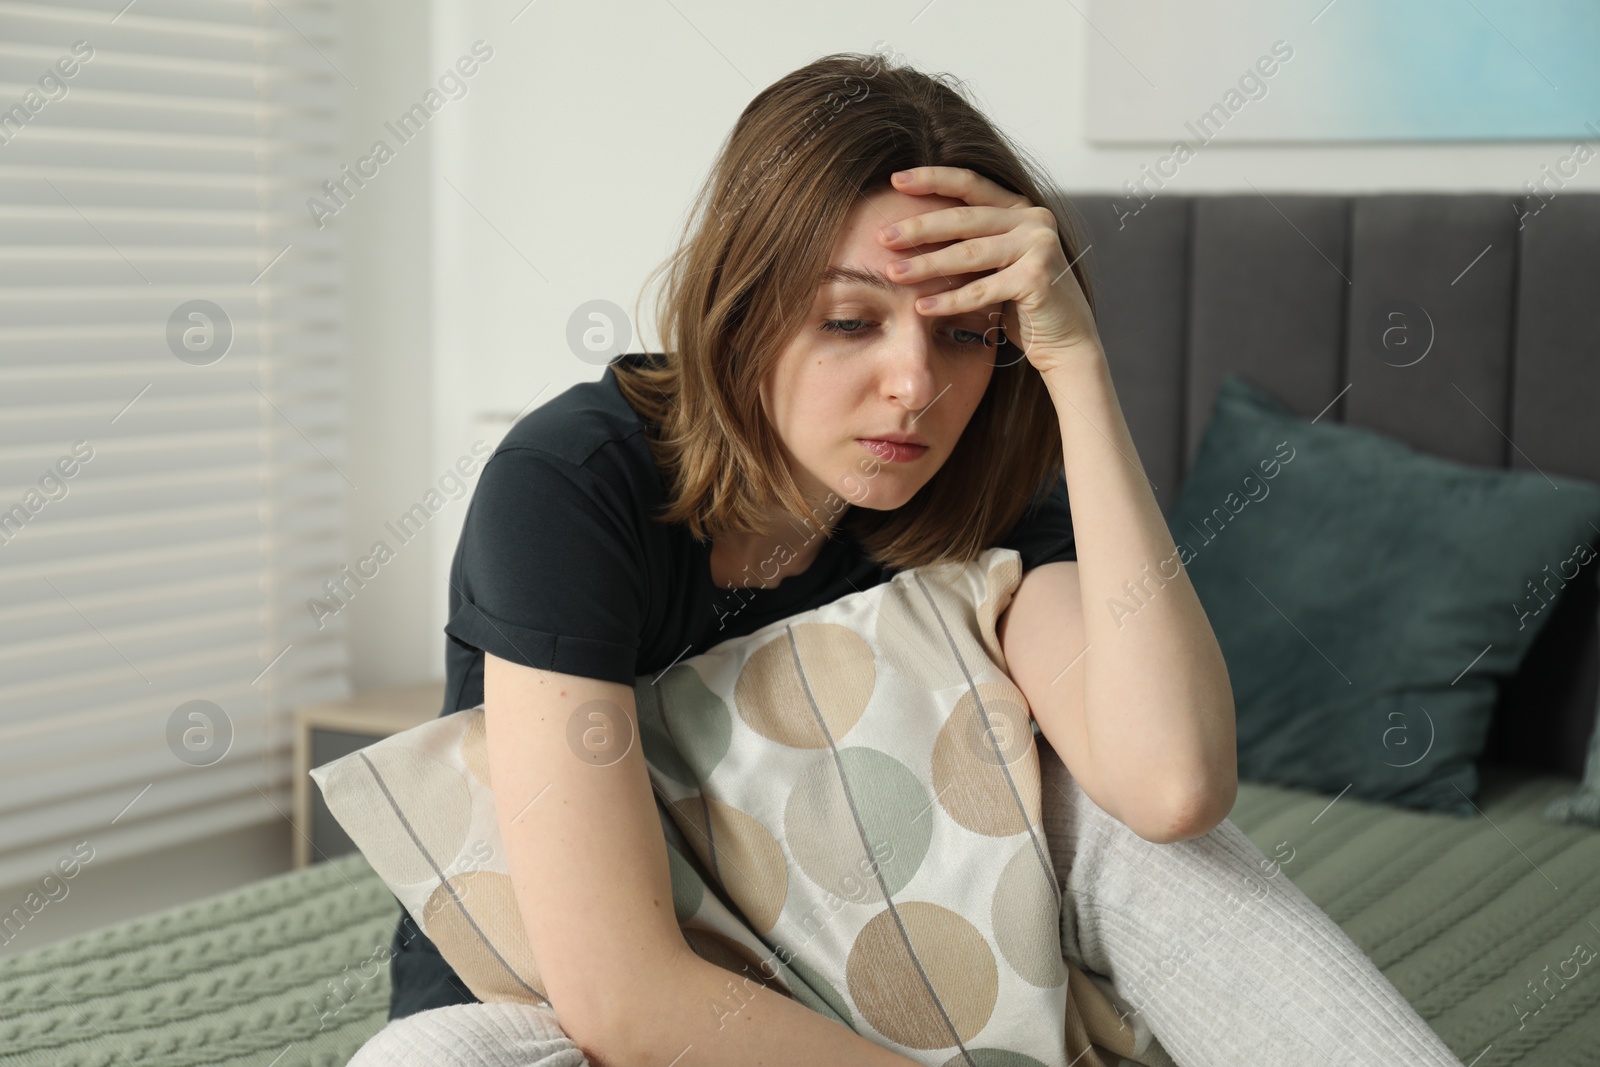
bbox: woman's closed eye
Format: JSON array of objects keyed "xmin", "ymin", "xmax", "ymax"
[{"xmin": 818, "ymin": 318, "xmax": 994, "ymax": 348}]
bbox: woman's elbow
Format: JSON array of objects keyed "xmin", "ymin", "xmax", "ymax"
[
  {"xmin": 541, "ymin": 986, "xmax": 610, "ymax": 1062},
  {"xmin": 553, "ymin": 958, "xmax": 685, "ymax": 1065},
  {"xmin": 557, "ymin": 991, "xmax": 641, "ymax": 1066},
  {"xmin": 1139, "ymin": 776, "xmax": 1237, "ymax": 844}
]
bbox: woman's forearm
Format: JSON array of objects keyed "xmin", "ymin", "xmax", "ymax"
[
  {"xmin": 1042, "ymin": 350, "xmax": 1238, "ymax": 835},
  {"xmin": 587, "ymin": 950, "xmax": 925, "ymax": 1067}
]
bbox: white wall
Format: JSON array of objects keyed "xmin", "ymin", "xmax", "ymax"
[{"xmin": 336, "ymin": 0, "xmax": 441, "ymax": 692}]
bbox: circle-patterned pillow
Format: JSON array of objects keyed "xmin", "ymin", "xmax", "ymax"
[
  {"xmin": 310, "ymin": 547, "xmax": 1143, "ymax": 1066},
  {"xmin": 635, "ymin": 547, "xmax": 1120, "ymax": 1065}
]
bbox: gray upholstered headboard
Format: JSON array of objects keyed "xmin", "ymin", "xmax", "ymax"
[{"xmin": 1066, "ymin": 191, "xmax": 1600, "ymax": 780}]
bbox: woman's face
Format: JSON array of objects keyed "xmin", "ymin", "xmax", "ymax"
[{"xmin": 759, "ymin": 185, "xmax": 1003, "ymax": 516}]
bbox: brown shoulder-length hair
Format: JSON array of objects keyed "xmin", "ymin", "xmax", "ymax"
[{"xmin": 614, "ymin": 50, "xmax": 1097, "ymax": 572}]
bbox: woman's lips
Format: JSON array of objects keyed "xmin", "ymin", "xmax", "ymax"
[{"xmin": 858, "ymin": 438, "xmax": 929, "ymax": 463}]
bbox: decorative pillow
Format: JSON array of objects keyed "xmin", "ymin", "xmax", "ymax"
[
  {"xmin": 1166, "ymin": 373, "xmax": 1600, "ymax": 815},
  {"xmin": 1543, "ymin": 675, "xmax": 1600, "ymax": 828},
  {"xmin": 310, "ymin": 547, "xmax": 1160, "ymax": 1067}
]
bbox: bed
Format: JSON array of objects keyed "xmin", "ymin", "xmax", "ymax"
[
  {"xmin": 0, "ymin": 766, "xmax": 1595, "ymax": 1066},
  {"xmin": 4, "ymin": 190, "xmax": 1597, "ymax": 1066}
]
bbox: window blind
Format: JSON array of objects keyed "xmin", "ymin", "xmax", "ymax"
[{"xmin": 0, "ymin": 0, "xmax": 348, "ymax": 890}]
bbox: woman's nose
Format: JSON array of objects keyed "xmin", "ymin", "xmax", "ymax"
[{"xmin": 878, "ymin": 330, "xmax": 943, "ymax": 410}]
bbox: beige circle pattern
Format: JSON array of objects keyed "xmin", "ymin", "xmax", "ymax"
[
  {"xmin": 424, "ymin": 870, "xmax": 545, "ymax": 1003},
  {"xmin": 846, "ymin": 902, "xmax": 999, "ymax": 1049},
  {"xmin": 666, "ymin": 795, "xmax": 788, "ymax": 934},
  {"xmin": 733, "ymin": 622, "xmax": 875, "ymax": 746},
  {"xmin": 682, "ymin": 924, "xmax": 786, "ymax": 993},
  {"xmin": 785, "ymin": 752, "xmax": 892, "ymax": 905},
  {"xmin": 992, "ymin": 842, "xmax": 1068, "ymax": 989},
  {"xmin": 931, "ymin": 681, "xmax": 1042, "ymax": 836}
]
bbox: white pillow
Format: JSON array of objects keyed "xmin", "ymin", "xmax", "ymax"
[{"xmin": 311, "ymin": 546, "xmax": 1145, "ymax": 1066}]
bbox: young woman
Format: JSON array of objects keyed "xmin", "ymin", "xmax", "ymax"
[{"xmin": 366, "ymin": 52, "xmax": 1466, "ymax": 1067}]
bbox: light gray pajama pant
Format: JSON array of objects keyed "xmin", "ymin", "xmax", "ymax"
[
  {"xmin": 1035, "ymin": 737, "xmax": 1465, "ymax": 1067},
  {"xmin": 349, "ymin": 739, "xmax": 1467, "ymax": 1067}
]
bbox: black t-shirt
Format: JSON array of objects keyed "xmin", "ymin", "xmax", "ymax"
[
  {"xmin": 438, "ymin": 351, "xmax": 1078, "ymax": 717},
  {"xmin": 392, "ymin": 351, "xmax": 1078, "ymax": 1020}
]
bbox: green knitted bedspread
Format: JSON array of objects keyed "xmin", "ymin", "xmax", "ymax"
[
  {"xmin": 0, "ymin": 850, "xmax": 397, "ymax": 1067},
  {"xmin": 0, "ymin": 770, "xmax": 1594, "ymax": 1066},
  {"xmin": 1225, "ymin": 769, "xmax": 1600, "ymax": 1067}
]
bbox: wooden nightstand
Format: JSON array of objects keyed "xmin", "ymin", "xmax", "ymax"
[{"xmin": 291, "ymin": 680, "xmax": 446, "ymax": 869}]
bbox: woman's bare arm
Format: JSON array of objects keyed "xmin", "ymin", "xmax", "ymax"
[{"xmin": 484, "ymin": 651, "xmax": 925, "ymax": 1066}]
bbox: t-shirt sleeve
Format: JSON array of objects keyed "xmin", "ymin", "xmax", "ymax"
[
  {"xmin": 443, "ymin": 446, "xmax": 646, "ymax": 687},
  {"xmin": 995, "ymin": 471, "xmax": 1077, "ymax": 570}
]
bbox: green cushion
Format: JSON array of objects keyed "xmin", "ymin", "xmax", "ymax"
[{"xmin": 1166, "ymin": 374, "xmax": 1600, "ymax": 814}]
